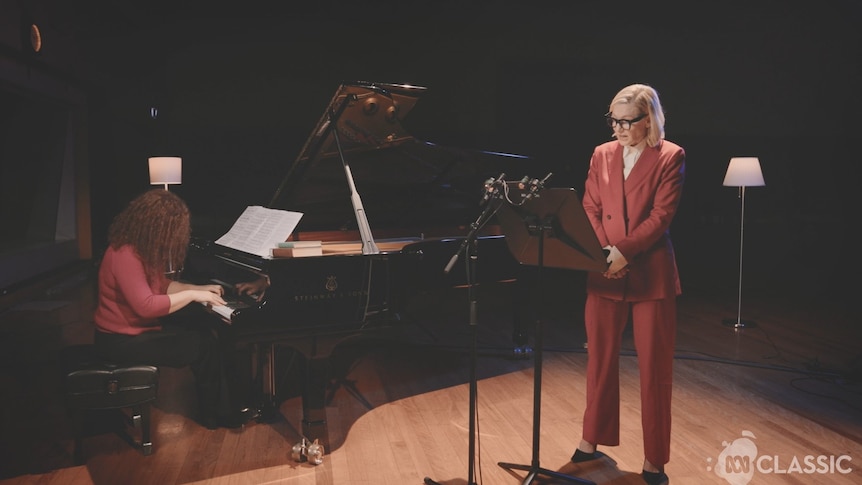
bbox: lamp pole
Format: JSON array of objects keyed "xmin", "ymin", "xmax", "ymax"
[
  {"xmin": 729, "ymin": 185, "xmax": 752, "ymax": 329},
  {"xmin": 722, "ymin": 157, "xmax": 764, "ymax": 330}
]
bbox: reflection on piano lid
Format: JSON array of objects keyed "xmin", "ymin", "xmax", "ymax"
[{"xmin": 267, "ymin": 80, "xmax": 543, "ymax": 237}]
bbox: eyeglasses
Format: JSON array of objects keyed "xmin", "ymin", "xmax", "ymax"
[{"xmin": 605, "ymin": 113, "xmax": 647, "ymax": 130}]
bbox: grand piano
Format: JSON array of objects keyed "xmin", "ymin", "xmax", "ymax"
[{"xmin": 183, "ymin": 81, "xmax": 547, "ymax": 447}]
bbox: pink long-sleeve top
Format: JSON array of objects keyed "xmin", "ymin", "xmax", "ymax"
[{"xmin": 94, "ymin": 244, "xmax": 171, "ymax": 335}]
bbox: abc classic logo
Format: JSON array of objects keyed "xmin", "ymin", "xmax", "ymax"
[{"xmin": 707, "ymin": 430, "xmax": 853, "ymax": 485}]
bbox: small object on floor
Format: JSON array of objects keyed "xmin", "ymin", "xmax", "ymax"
[
  {"xmin": 291, "ymin": 437, "xmax": 325, "ymax": 465},
  {"xmin": 641, "ymin": 469, "xmax": 669, "ymax": 485}
]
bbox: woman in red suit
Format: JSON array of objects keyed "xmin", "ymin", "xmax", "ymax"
[{"xmin": 570, "ymin": 84, "xmax": 685, "ymax": 485}]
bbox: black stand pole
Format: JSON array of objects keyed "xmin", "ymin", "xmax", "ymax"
[
  {"xmin": 497, "ymin": 217, "xmax": 595, "ymax": 485},
  {"xmin": 425, "ymin": 186, "xmax": 503, "ymax": 485}
]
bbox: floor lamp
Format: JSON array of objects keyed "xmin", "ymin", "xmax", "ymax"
[
  {"xmin": 149, "ymin": 156, "xmax": 183, "ymax": 276},
  {"xmin": 148, "ymin": 156, "xmax": 182, "ymax": 190},
  {"xmin": 722, "ymin": 157, "xmax": 765, "ymax": 329}
]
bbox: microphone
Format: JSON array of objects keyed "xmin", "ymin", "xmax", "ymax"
[
  {"xmin": 525, "ymin": 172, "xmax": 552, "ymax": 199},
  {"xmin": 535, "ymin": 172, "xmax": 552, "ymax": 188},
  {"xmin": 444, "ymin": 252, "xmax": 460, "ymax": 274},
  {"xmin": 484, "ymin": 172, "xmax": 505, "ymax": 188},
  {"xmin": 481, "ymin": 172, "xmax": 506, "ymax": 203}
]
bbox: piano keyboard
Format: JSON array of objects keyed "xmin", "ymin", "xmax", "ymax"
[
  {"xmin": 205, "ymin": 277, "xmax": 255, "ymax": 323},
  {"xmin": 209, "ymin": 302, "xmax": 240, "ymax": 321}
]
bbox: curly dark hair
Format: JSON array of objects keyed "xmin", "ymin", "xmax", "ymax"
[{"xmin": 107, "ymin": 189, "xmax": 191, "ymax": 284}]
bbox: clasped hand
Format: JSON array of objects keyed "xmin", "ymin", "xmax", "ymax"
[{"xmin": 603, "ymin": 245, "xmax": 629, "ymax": 279}]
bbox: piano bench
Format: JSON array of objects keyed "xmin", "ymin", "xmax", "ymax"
[{"xmin": 60, "ymin": 344, "xmax": 159, "ymax": 464}]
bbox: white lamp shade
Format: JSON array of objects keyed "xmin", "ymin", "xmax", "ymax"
[
  {"xmin": 723, "ymin": 157, "xmax": 765, "ymax": 187},
  {"xmin": 149, "ymin": 157, "xmax": 182, "ymax": 185}
]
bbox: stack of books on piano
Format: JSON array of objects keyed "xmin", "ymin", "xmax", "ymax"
[{"xmin": 272, "ymin": 240, "xmax": 323, "ymax": 258}]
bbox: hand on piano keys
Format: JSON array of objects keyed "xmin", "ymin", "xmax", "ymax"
[
  {"xmin": 207, "ymin": 300, "xmax": 247, "ymax": 323},
  {"xmin": 173, "ymin": 281, "xmax": 227, "ymax": 308},
  {"xmin": 202, "ymin": 277, "xmax": 268, "ymax": 324}
]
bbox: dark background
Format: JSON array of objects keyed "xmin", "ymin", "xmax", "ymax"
[{"xmin": 4, "ymin": 0, "xmax": 861, "ymax": 303}]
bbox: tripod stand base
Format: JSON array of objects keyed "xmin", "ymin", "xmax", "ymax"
[
  {"xmin": 424, "ymin": 478, "xmax": 477, "ymax": 485},
  {"xmin": 424, "ymin": 478, "xmax": 467, "ymax": 485},
  {"xmin": 722, "ymin": 318, "xmax": 757, "ymax": 329},
  {"xmin": 498, "ymin": 461, "xmax": 596, "ymax": 485}
]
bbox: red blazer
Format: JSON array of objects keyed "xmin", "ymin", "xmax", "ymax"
[{"xmin": 582, "ymin": 139, "xmax": 685, "ymax": 301}]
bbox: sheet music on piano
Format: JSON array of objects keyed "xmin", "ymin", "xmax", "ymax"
[{"xmin": 214, "ymin": 205, "xmax": 304, "ymax": 259}]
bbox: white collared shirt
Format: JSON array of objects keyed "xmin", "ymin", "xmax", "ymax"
[{"xmin": 623, "ymin": 143, "xmax": 645, "ymax": 180}]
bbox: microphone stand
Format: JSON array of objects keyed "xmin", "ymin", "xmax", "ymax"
[{"xmin": 425, "ymin": 178, "xmax": 505, "ymax": 485}]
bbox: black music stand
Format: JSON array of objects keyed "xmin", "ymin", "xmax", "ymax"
[{"xmin": 495, "ymin": 186, "xmax": 606, "ymax": 485}]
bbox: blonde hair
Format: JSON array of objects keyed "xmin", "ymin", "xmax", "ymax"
[
  {"xmin": 609, "ymin": 84, "xmax": 666, "ymax": 147},
  {"xmin": 107, "ymin": 189, "xmax": 191, "ymax": 284}
]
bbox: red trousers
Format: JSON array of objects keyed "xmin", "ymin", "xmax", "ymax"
[{"xmin": 581, "ymin": 293, "xmax": 676, "ymax": 466}]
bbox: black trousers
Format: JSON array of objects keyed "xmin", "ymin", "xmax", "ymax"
[{"xmin": 93, "ymin": 310, "xmax": 240, "ymax": 424}]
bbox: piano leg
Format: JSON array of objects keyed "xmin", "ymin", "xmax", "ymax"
[
  {"xmin": 302, "ymin": 354, "xmax": 329, "ymax": 448},
  {"xmin": 244, "ymin": 335, "xmax": 353, "ymax": 449},
  {"xmin": 248, "ymin": 340, "xmax": 331, "ymax": 448},
  {"xmin": 247, "ymin": 342, "xmax": 280, "ymax": 421},
  {"xmin": 262, "ymin": 343, "xmax": 280, "ymax": 418}
]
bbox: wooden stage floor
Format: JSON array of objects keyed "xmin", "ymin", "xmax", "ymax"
[{"xmin": 0, "ymin": 264, "xmax": 859, "ymax": 484}]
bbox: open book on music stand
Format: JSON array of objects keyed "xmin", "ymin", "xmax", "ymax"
[{"xmin": 495, "ymin": 185, "xmax": 606, "ymax": 485}]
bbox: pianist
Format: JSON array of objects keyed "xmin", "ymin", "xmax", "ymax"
[{"xmin": 93, "ymin": 189, "xmax": 253, "ymax": 429}]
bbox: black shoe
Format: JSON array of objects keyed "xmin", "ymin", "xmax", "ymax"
[
  {"xmin": 571, "ymin": 448, "xmax": 603, "ymax": 463},
  {"xmin": 641, "ymin": 469, "xmax": 668, "ymax": 485},
  {"xmin": 219, "ymin": 407, "xmax": 260, "ymax": 429},
  {"xmin": 203, "ymin": 407, "xmax": 260, "ymax": 430}
]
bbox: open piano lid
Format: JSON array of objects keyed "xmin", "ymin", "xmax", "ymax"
[{"xmin": 267, "ymin": 80, "xmax": 535, "ymax": 235}]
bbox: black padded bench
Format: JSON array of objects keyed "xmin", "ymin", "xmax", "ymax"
[{"xmin": 60, "ymin": 344, "xmax": 159, "ymax": 464}]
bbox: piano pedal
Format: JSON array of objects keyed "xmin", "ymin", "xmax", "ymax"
[
  {"xmin": 512, "ymin": 345, "xmax": 532, "ymax": 359},
  {"xmin": 254, "ymin": 401, "xmax": 279, "ymax": 423},
  {"xmin": 291, "ymin": 437, "xmax": 324, "ymax": 465}
]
